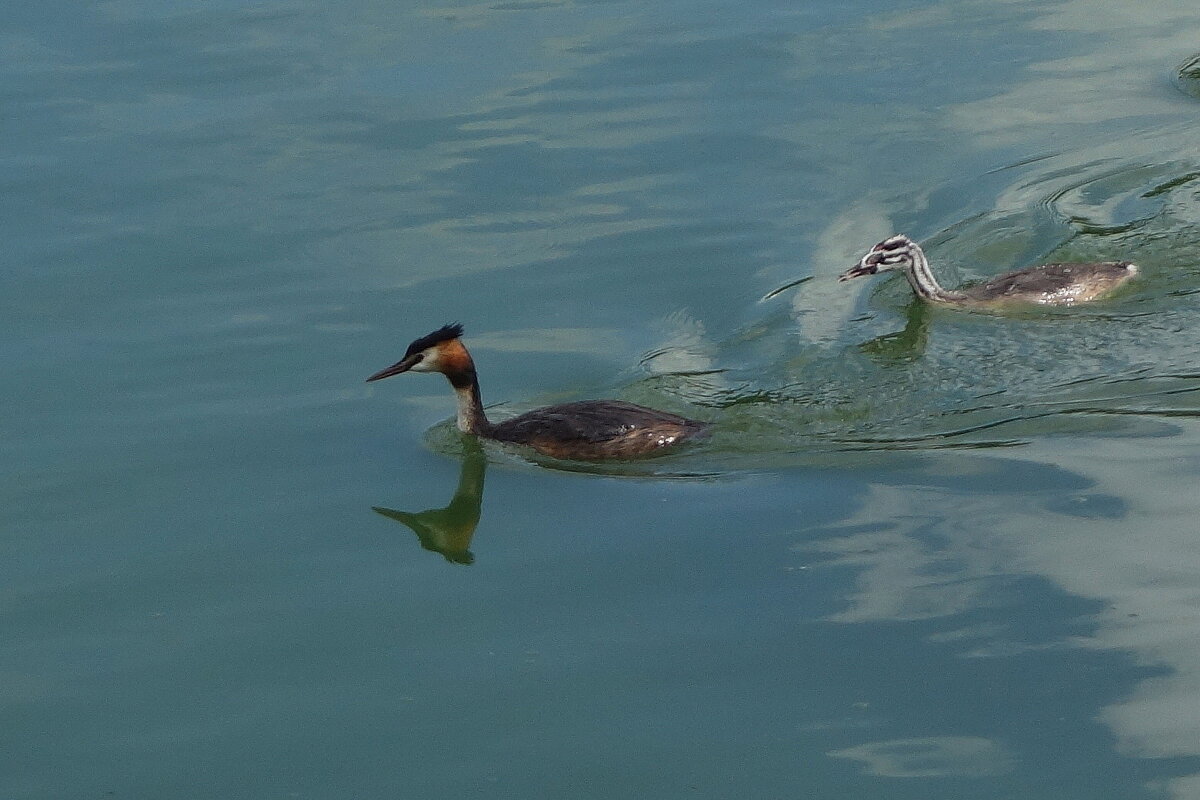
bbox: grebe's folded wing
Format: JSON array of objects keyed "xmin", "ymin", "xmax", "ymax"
[
  {"xmin": 491, "ymin": 400, "xmax": 699, "ymax": 444},
  {"xmin": 969, "ymin": 262, "xmax": 1132, "ymax": 299}
]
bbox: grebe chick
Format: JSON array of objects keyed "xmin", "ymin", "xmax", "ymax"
[
  {"xmin": 840, "ymin": 234, "xmax": 1137, "ymax": 308},
  {"xmin": 366, "ymin": 324, "xmax": 710, "ymax": 460}
]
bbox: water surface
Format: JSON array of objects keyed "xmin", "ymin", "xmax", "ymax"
[{"xmin": 7, "ymin": 0, "xmax": 1200, "ymax": 797}]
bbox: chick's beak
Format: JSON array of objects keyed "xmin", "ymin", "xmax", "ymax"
[
  {"xmin": 838, "ymin": 261, "xmax": 879, "ymax": 282},
  {"xmin": 365, "ymin": 354, "xmax": 421, "ymax": 382}
]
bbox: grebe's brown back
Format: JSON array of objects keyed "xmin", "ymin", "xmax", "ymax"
[
  {"xmin": 840, "ymin": 234, "xmax": 1137, "ymax": 308},
  {"xmin": 366, "ymin": 324, "xmax": 710, "ymax": 460}
]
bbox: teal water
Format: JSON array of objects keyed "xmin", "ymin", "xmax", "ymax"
[{"xmin": 8, "ymin": 1, "xmax": 1200, "ymax": 797}]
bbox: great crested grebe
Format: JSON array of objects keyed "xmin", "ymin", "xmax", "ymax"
[
  {"xmin": 840, "ymin": 234, "xmax": 1137, "ymax": 308},
  {"xmin": 366, "ymin": 324, "xmax": 710, "ymax": 460}
]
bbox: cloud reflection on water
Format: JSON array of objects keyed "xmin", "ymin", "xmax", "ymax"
[
  {"xmin": 829, "ymin": 735, "xmax": 1014, "ymax": 778},
  {"xmin": 807, "ymin": 421, "xmax": 1200, "ymax": 794}
]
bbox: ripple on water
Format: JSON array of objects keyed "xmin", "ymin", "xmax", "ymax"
[{"xmin": 1174, "ymin": 51, "xmax": 1200, "ymax": 101}]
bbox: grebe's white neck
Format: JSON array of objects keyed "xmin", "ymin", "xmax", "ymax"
[
  {"xmin": 903, "ymin": 242, "xmax": 963, "ymax": 303},
  {"xmin": 450, "ymin": 379, "xmax": 494, "ymax": 436}
]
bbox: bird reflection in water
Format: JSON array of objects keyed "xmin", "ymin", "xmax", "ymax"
[
  {"xmin": 372, "ymin": 440, "xmax": 487, "ymax": 565},
  {"xmin": 857, "ymin": 298, "xmax": 932, "ymax": 364}
]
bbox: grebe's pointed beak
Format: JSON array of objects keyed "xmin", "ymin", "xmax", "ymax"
[
  {"xmin": 838, "ymin": 261, "xmax": 879, "ymax": 282},
  {"xmin": 366, "ymin": 353, "xmax": 421, "ymax": 382}
]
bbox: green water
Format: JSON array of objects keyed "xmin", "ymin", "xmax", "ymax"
[{"xmin": 7, "ymin": 1, "xmax": 1200, "ymax": 797}]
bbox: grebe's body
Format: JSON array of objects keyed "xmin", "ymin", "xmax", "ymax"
[
  {"xmin": 367, "ymin": 324, "xmax": 709, "ymax": 460},
  {"xmin": 474, "ymin": 398, "xmax": 708, "ymax": 460},
  {"xmin": 841, "ymin": 235, "xmax": 1137, "ymax": 308}
]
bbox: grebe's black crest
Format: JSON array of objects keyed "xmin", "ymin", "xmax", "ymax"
[{"xmin": 405, "ymin": 323, "xmax": 464, "ymax": 358}]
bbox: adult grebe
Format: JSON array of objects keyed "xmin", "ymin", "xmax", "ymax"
[
  {"xmin": 366, "ymin": 324, "xmax": 710, "ymax": 460},
  {"xmin": 840, "ymin": 234, "xmax": 1137, "ymax": 308}
]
